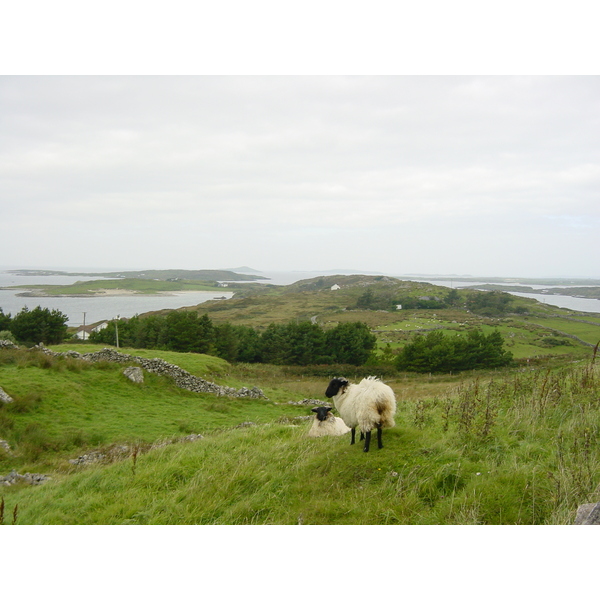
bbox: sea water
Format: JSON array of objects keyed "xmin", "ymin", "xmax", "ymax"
[{"xmin": 1, "ymin": 269, "xmax": 599, "ymax": 327}]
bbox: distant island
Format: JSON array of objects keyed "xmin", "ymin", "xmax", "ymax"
[
  {"xmin": 460, "ymin": 283, "xmax": 600, "ymax": 300},
  {"xmin": 404, "ymin": 276, "xmax": 600, "ymax": 300},
  {"xmin": 3, "ymin": 269, "xmax": 269, "ymax": 297},
  {"xmin": 7, "ymin": 268, "xmax": 269, "ymax": 281},
  {"xmin": 406, "ymin": 275, "xmax": 600, "ymax": 286}
]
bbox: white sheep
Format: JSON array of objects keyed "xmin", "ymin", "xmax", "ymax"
[
  {"xmin": 307, "ymin": 406, "xmax": 351, "ymax": 438},
  {"xmin": 324, "ymin": 376, "xmax": 396, "ymax": 452}
]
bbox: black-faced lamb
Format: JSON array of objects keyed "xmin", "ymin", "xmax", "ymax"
[
  {"xmin": 324, "ymin": 376, "xmax": 396, "ymax": 452},
  {"xmin": 307, "ymin": 406, "xmax": 351, "ymax": 438}
]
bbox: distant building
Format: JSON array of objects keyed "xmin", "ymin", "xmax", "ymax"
[
  {"xmin": 330, "ymin": 284, "xmax": 341, "ymax": 291},
  {"xmin": 74, "ymin": 321, "xmax": 108, "ymax": 340}
]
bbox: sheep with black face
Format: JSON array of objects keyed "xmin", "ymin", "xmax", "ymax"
[
  {"xmin": 325, "ymin": 376, "xmax": 396, "ymax": 452},
  {"xmin": 307, "ymin": 406, "xmax": 351, "ymax": 438}
]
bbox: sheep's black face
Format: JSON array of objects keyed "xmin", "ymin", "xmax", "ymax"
[
  {"xmin": 325, "ymin": 377, "xmax": 349, "ymax": 398},
  {"xmin": 312, "ymin": 406, "xmax": 333, "ymax": 421}
]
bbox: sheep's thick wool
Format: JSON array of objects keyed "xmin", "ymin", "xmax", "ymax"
[
  {"xmin": 327, "ymin": 376, "xmax": 396, "ymax": 432},
  {"xmin": 307, "ymin": 411, "xmax": 351, "ymax": 437},
  {"xmin": 325, "ymin": 376, "xmax": 396, "ymax": 451}
]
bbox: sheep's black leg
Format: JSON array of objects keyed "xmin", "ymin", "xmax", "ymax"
[
  {"xmin": 360, "ymin": 432, "xmax": 365, "ymax": 441},
  {"xmin": 363, "ymin": 430, "xmax": 371, "ymax": 452},
  {"xmin": 377, "ymin": 424, "xmax": 383, "ymax": 449},
  {"xmin": 350, "ymin": 428, "xmax": 356, "ymax": 445}
]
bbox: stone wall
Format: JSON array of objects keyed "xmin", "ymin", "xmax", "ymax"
[
  {"xmin": 33, "ymin": 345, "xmax": 267, "ymax": 399},
  {"xmin": 1, "ymin": 341, "xmax": 266, "ymax": 399}
]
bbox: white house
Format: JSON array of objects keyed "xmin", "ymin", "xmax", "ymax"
[
  {"xmin": 330, "ymin": 284, "xmax": 341, "ymax": 291},
  {"xmin": 74, "ymin": 321, "xmax": 108, "ymax": 340}
]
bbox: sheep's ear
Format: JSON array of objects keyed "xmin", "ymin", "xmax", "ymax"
[
  {"xmin": 325, "ymin": 407, "xmax": 332, "ymax": 412},
  {"xmin": 311, "ymin": 407, "xmax": 318, "ymax": 413}
]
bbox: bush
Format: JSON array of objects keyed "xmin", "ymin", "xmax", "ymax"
[
  {"xmin": 10, "ymin": 306, "xmax": 68, "ymax": 345},
  {"xmin": 396, "ymin": 329, "xmax": 513, "ymax": 373},
  {"xmin": 539, "ymin": 336, "xmax": 572, "ymax": 347}
]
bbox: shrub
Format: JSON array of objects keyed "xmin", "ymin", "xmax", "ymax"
[
  {"xmin": 396, "ymin": 329, "xmax": 513, "ymax": 373},
  {"xmin": 10, "ymin": 306, "xmax": 69, "ymax": 345}
]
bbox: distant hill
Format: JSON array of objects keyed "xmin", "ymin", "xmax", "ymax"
[
  {"xmin": 9, "ymin": 269, "xmax": 269, "ymax": 282},
  {"xmin": 224, "ymin": 266, "xmax": 264, "ymax": 275}
]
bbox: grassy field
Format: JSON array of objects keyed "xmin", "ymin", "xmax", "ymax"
[
  {"xmin": 2, "ymin": 276, "xmax": 600, "ymax": 525},
  {"xmin": 516, "ymin": 316, "xmax": 600, "ymax": 345},
  {"xmin": 1, "ymin": 343, "xmax": 600, "ymax": 525}
]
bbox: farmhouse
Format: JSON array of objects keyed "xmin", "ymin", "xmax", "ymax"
[{"xmin": 73, "ymin": 321, "xmax": 108, "ymax": 340}]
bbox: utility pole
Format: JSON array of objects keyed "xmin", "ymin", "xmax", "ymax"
[
  {"xmin": 82, "ymin": 312, "xmax": 86, "ymax": 341},
  {"xmin": 115, "ymin": 315, "xmax": 120, "ymax": 348}
]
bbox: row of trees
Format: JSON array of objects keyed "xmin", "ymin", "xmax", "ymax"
[
  {"xmin": 90, "ymin": 312, "xmax": 378, "ymax": 366},
  {"xmin": 0, "ymin": 306, "xmax": 69, "ymax": 345},
  {"xmin": 353, "ymin": 288, "xmax": 462, "ymax": 311},
  {"xmin": 352, "ymin": 287, "xmax": 524, "ymax": 316},
  {"xmin": 0, "ymin": 305, "xmax": 514, "ymax": 373},
  {"xmin": 395, "ymin": 329, "xmax": 513, "ymax": 373}
]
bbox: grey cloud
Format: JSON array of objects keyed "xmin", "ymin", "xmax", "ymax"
[{"xmin": 1, "ymin": 76, "xmax": 598, "ymax": 276}]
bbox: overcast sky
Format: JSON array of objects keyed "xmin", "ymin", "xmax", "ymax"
[{"xmin": 1, "ymin": 75, "xmax": 598, "ymax": 277}]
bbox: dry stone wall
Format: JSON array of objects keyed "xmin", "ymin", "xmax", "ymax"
[
  {"xmin": 1, "ymin": 340, "xmax": 265, "ymax": 399},
  {"xmin": 32, "ymin": 345, "xmax": 267, "ymax": 399}
]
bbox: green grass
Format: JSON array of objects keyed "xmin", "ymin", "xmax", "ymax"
[
  {"xmin": 0, "ymin": 347, "xmax": 308, "ymax": 472},
  {"xmin": 2, "ymin": 344, "xmax": 600, "ymax": 524},
  {"xmin": 517, "ymin": 316, "xmax": 600, "ymax": 345}
]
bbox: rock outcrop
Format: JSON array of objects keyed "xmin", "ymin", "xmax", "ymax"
[
  {"xmin": 575, "ymin": 502, "xmax": 600, "ymax": 524},
  {"xmin": 0, "ymin": 340, "xmax": 18, "ymax": 350},
  {"xmin": 0, "ymin": 386, "xmax": 14, "ymax": 404},
  {"xmin": 68, "ymin": 434, "xmax": 205, "ymax": 466},
  {"xmin": 123, "ymin": 366, "xmax": 144, "ymax": 384},
  {"xmin": 287, "ymin": 398, "xmax": 331, "ymax": 407},
  {"xmin": 1, "ymin": 470, "xmax": 51, "ymax": 486}
]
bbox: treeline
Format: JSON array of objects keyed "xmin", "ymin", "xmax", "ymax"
[
  {"xmin": 1, "ymin": 305, "xmax": 515, "ymax": 374},
  {"xmin": 353, "ymin": 287, "xmax": 523, "ymax": 316},
  {"xmin": 353, "ymin": 288, "xmax": 463, "ymax": 311},
  {"xmin": 90, "ymin": 312, "xmax": 377, "ymax": 366},
  {"xmin": 0, "ymin": 306, "xmax": 69, "ymax": 345},
  {"xmin": 395, "ymin": 329, "xmax": 513, "ymax": 373}
]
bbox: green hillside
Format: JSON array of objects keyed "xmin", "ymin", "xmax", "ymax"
[
  {"xmin": 1, "ymin": 343, "xmax": 600, "ymax": 524},
  {"xmin": 150, "ymin": 275, "xmax": 600, "ymax": 364},
  {"xmin": 2, "ymin": 276, "xmax": 600, "ymax": 524}
]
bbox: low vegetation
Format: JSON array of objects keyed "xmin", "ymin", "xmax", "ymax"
[
  {"xmin": 1, "ymin": 341, "xmax": 599, "ymax": 525},
  {"xmin": 1, "ymin": 275, "xmax": 600, "ymax": 524}
]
